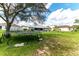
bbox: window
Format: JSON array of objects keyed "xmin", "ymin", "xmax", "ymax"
[{"xmin": 34, "ymin": 28, "xmax": 43, "ymax": 31}]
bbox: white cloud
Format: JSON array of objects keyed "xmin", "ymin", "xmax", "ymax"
[
  {"xmin": 47, "ymin": 8, "xmax": 63, "ymax": 20},
  {"xmin": 45, "ymin": 8, "xmax": 79, "ymax": 26}
]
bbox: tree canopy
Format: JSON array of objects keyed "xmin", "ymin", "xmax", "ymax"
[
  {"xmin": 0, "ymin": 3, "xmax": 50, "ymax": 37},
  {"xmin": 0, "ymin": 3, "xmax": 50, "ymax": 25}
]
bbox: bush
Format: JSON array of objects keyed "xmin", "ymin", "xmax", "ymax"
[
  {"xmin": 53, "ymin": 27, "xmax": 61, "ymax": 32},
  {"xmin": 7, "ymin": 33, "xmax": 43, "ymax": 45}
]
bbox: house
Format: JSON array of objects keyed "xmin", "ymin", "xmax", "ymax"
[
  {"xmin": 0, "ymin": 23, "xmax": 20, "ymax": 31},
  {"xmin": 20, "ymin": 25, "xmax": 30, "ymax": 31},
  {"xmin": 0, "ymin": 23, "xmax": 48, "ymax": 32},
  {"xmin": 55, "ymin": 25, "xmax": 74, "ymax": 31},
  {"xmin": 10, "ymin": 24, "xmax": 21, "ymax": 31},
  {"xmin": 0, "ymin": 23, "xmax": 6, "ymax": 30},
  {"xmin": 49, "ymin": 25, "xmax": 74, "ymax": 32},
  {"xmin": 29, "ymin": 25, "xmax": 50, "ymax": 31},
  {"xmin": 20, "ymin": 24, "xmax": 50, "ymax": 32}
]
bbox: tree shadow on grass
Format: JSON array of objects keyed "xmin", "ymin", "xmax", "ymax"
[
  {"xmin": 6, "ymin": 32, "xmax": 43, "ymax": 45},
  {"xmin": 35, "ymin": 33, "xmax": 77, "ymax": 56}
]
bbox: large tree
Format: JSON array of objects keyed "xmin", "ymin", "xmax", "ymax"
[{"xmin": 0, "ymin": 3, "xmax": 49, "ymax": 38}]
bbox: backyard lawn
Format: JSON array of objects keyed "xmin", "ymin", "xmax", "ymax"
[{"xmin": 0, "ymin": 30, "xmax": 79, "ymax": 56}]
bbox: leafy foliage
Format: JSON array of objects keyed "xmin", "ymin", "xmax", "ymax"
[
  {"xmin": 53, "ymin": 27, "xmax": 61, "ymax": 32},
  {"xmin": 0, "ymin": 3, "xmax": 49, "ymax": 24},
  {"xmin": 0, "ymin": 3, "xmax": 50, "ymax": 37},
  {"xmin": 74, "ymin": 19, "xmax": 79, "ymax": 23}
]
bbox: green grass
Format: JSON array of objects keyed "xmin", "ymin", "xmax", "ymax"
[
  {"xmin": 0, "ymin": 29, "xmax": 5, "ymax": 37},
  {"xmin": 41, "ymin": 32, "xmax": 79, "ymax": 56},
  {"xmin": 0, "ymin": 30, "xmax": 79, "ymax": 56}
]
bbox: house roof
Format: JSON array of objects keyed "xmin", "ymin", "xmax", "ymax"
[
  {"xmin": 55, "ymin": 25, "xmax": 73, "ymax": 28},
  {"xmin": 29, "ymin": 25, "xmax": 49, "ymax": 28}
]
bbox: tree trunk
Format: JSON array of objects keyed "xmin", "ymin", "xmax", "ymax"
[{"xmin": 4, "ymin": 23, "xmax": 11, "ymax": 38}]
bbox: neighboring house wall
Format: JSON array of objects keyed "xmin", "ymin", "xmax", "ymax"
[
  {"xmin": 59, "ymin": 28, "xmax": 70, "ymax": 31},
  {"xmin": 0, "ymin": 25, "xmax": 6, "ymax": 30},
  {"xmin": 51, "ymin": 25, "xmax": 74, "ymax": 32},
  {"xmin": 2, "ymin": 26, "xmax": 6, "ymax": 30},
  {"xmin": 10, "ymin": 26, "xmax": 20, "ymax": 31},
  {"xmin": 0, "ymin": 23, "xmax": 21, "ymax": 31},
  {"xmin": 58, "ymin": 27, "xmax": 74, "ymax": 31}
]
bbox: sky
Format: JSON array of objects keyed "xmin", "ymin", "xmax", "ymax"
[
  {"xmin": 49, "ymin": 3, "xmax": 79, "ymax": 11},
  {"xmin": 1, "ymin": 3, "xmax": 79, "ymax": 26},
  {"xmin": 45, "ymin": 3, "xmax": 79, "ymax": 26}
]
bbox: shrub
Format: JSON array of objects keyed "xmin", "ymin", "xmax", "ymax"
[
  {"xmin": 53, "ymin": 27, "xmax": 61, "ymax": 32},
  {"xmin": 7, "ymin": 33, "xmax": 43, "ymax": 45}
]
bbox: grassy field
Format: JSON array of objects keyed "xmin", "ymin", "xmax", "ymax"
[{"xmin": 0, "ymin": 31, "xmax": 79, "ymax": 56}]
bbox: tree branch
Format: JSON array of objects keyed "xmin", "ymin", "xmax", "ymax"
[
  {"xmin": 9, "ymin": 6, "xmax": 27, "ymax": 24},
  {"xmin": 10, "ymin": 5, "xmax": 26, "ymax": 16},
  {"xmin": 1, "ymin": 3, "xmax": 9, "ymax": 22},
  {"xmin": 10, "ymin": 12, "xmax": 19, "ymax": 24},
  {"xmin": 0, "ymin": 15, "xmax": 6, "ymax": 22}
]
